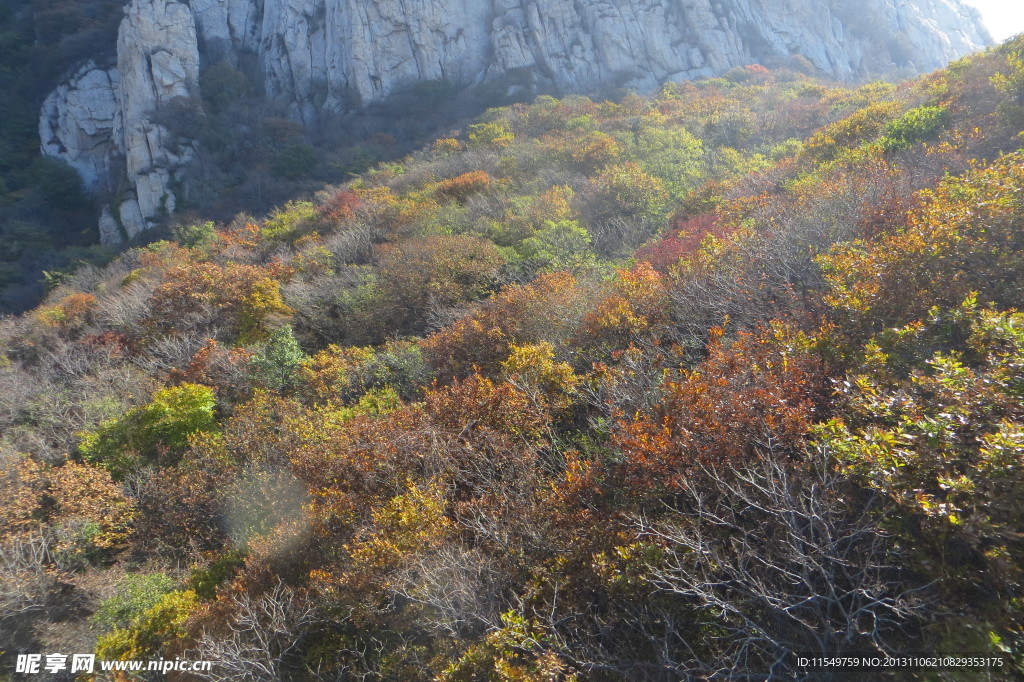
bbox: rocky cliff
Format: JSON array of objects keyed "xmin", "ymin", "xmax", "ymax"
[{"xmin": 39, "ymin": 0, "xmax": 991, "ymax": 242}]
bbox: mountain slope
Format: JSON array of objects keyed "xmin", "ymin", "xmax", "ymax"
[
  {"xmin": 3, "ymin": 35, "xmax": 1024, "ymax": 678},
  {"xmin": 39, "ymin": 0, "xmax": 991, "ymax": 241}
]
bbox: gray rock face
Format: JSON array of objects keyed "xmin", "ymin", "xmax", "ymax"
[
  {"xmin": 117, "ymin": 0, "xmax": 202, "ymax": 238},
  {"xmin": 40, "ymin": 0, "xmax": 992, "ymax": 243},
  {"xmin": 39, "ymin": 63, "xmax": 122, "ymax": 194}
]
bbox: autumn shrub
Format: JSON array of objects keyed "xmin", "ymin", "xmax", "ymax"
[
  {"xmin": 614, "ymin": 325, "xmax": 823, "ymax": 492},
  {"xmin": 78, "ymin": 383, "xmax": 219, "ymax": 479},
  {"xmin": 262, "ymin": 200, "xmax": 319, "ymax": 242},
  {"xmin": 590, "ymin": 163, "xmax": 669, "ymax": 224},
  {"xmin": 574, "ymin": 262, "xmax": 671, "ymax": 360},
  {"xmin": 148, "ymin": 260, "xmax": 293, "ymax": 342},
  {"xmin": 36, "ymin": 292, "xmax": 98, "ymax": 332},
  {"xmin": 433, "ymin": 137, "xmax": 463, "ymax": 155},
  {"xmin": 820, "ymin": 150, "xmax": 1024, "ymax": 338},
  {"xmin": 0, "ymin": 456, "xmax": 134, "ymax": 570},
  {"xmin": 425, "ymin": 372, "xmax": 549, "ymax": 445},
  {"xmin": 135, "ymin": 462, "xmax": 231, "ymax": 554},
  {"xmin": 992, "ymin": 44, "xmax": 1024, "ymax": 127},
  {"xmin": 173, "ymin": 220, "xmax": 219, "ymax": 249},
  {"xmin": 422, "ymin": 272, "xmax": 584, "ymax": 379},
  {"xmin": 284, "ymin": 265, "xmax": 377, "ymax": 346},
  {"xmin": 634, "ymin": 213, "xmax": 733, "ymax": 272},
  {"xmin": 186, "ymin": 549, "xmax": 246, "ymax": 600},
  {"xmin": 800, "ymin": 101, "xmax": 900, "ymax": 163},
  {"xmin": 317, "ymin": 188, "xmax": 362, "ymax": 224},
  {"xmin": 46, "ymin": 461, "xmax": 136, "ymax": 566},
  {"xmin": 374, "ymin": 234, "xmax": 505, "ymax": 335},
  {"xmin": 539, "ymin": 129, "xmax": 623, "ymax": 173},
  {"xmin": 435, "ymin": 170, "xmax": 494, "ymax": 204},
  {"xmin": 501, "ymin": 341, "xmax": 579, "ymax": 414},
  {"xmin": 627, "ymin": 125, "xmax": 705, "ymax": 200}
]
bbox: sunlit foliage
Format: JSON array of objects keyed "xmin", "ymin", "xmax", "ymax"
[{"xmin": 4, "ymin": 36, "xmax": 1024, "ymax": 679}]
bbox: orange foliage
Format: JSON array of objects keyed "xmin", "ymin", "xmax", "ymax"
[
  {"xmin": 38, "ymin": 292, "xmax": 98, "ymax": 330},
  {"xmin": 614, "ymin": 326, "xmax": 822, "ymax": 490},
  {"xmin": 434, "ymin": 170, "xmax": 494, "ymax": 204},
  {"xmin": 48, "ymin": 461, "xmax": 136, "ymax": 550},
  {"xmin": 318, "ymin": 189, "xmax": 362, "ymax": 223},
  {"xmin": 0, "ymin": 457, "xmax": 134, "ymax": 551},
  {"xmin": 148, "ymin": 261, "xmax": 293, "ymax": 341},
  {"xmin": 425, "ymin": 373, "xmax": 549, "ymax": 443},
  {"xmin": 576, "ymin": 262, "xmax": 671, "ymax": 354}
]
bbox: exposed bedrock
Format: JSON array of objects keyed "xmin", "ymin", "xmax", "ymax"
[{"xmin": 40, "ymin": 0, "xmax": 991, "ymax": 242}]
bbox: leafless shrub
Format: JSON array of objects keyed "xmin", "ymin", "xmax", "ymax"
[
  {"xmin": 93, "ymin": 280, "xmax": 157, "ymax": 338},
  {"xmin": 588, "ymin": 216, "xmax": 657, "ymax": 258},
  {"xmin": 284, "ymin": 266, "xmax": 376, "ymax": 346},
  {"xmin": 134, "ymin": 331, "xmax": 210, "ymax": 377},
  {"xmin": 664, "ymin": 222, "xmax": 816, "ymax": 351},
  {"xmin": 394, "ymin": 544, "xmax": 504, "ymax": 638},
  {"xmin": 582, "ymin": 340, "xmax": 668, "ymax": 421},
  {"xmin": 0, "ymin": 346, "xmax": 151, "ymax": 462},
  {"xmin": 0, "ymin": 534, "xmax": 55, "ymax": 622},
  {"xmin": 319, "ymin": 224, "xmax": 376, "ymax": 264},
  {"xmin": 635, "ymin": 450, "xmax": 928, "ymax": 679},
  {"xmin": 423, "ymin": 294, "xmax": 474, "ymax": 335},
  {"xmin": 421, "ymin": 147, "xmax": 504, "ymax": 187},
  {"xmin": 193, "ymin": 581, "xmax": 322, "ymax": 682}
]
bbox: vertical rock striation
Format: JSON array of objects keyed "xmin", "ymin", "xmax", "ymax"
[{"xmin": 40, "ymin": 0, "xmax": 992, "ymax": 242}]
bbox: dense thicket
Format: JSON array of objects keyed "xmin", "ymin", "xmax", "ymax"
[{"xmin": 3, "ymin": 37, "xmax": 1024, "ymax": 680}]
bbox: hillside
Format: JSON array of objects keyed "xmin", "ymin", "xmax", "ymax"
[
  {"xmin": 2, "ymin": 34, "xmax": 1024, "ymax": 679},
  {"xmin": 42, "ymin": 0, "xmax": 990, "ymax": 241},
  {"xmin": 0, "ymin": 0, "xmax": 991, "ymax": 313}
]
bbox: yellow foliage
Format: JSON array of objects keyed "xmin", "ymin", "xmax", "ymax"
[
  {"xmin": 348, "ymin": 481, "xmax": 452, "ymax": 581},
  {"xmin": 48, "ymin": 461, "xmax": 136, "ymax": 550},
  {"xmin": 0, "ymin": 456, "xmax": 47, "ymax": 540},
  {"xmin": 502, "ymin": 341, "xmax": 579, "ymax": 412},
  {"xmin": 529, "ymin": 185, "xmax": 576, "ymax": 227}
]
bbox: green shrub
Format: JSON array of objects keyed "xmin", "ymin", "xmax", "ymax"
[
  {"xmin": 95, "ymin": 590, "xmax": 199, "ymax": 660},
  {"xmin": 78, "ymin": 383, "xmax": 219, "ymax": 479},
  {"xmin": 250, "ymin": 324, "xmax": 307, "ymax": 391},
  {"xmin": 186, "ymin": 550, "xmax": 246, "ymax": 600},
  {"xmin": 30, "ymin": 157, "xmax": 91, "ymax": 211},
  {"xmin": 172, "ymin": 220, "xmax": 217, "ymax": 248},
  {"xmin": 881, "ymin": 105, "xmax": 949, "ymax": 151},
  {"xmin": 518, "ymin": 220, "xmax": 595, "ymax": 273},
  {"xmin": 262, "ymin": 200, "xmax": 319, "ymax": 243},
  {"xmin": 467, "ymin": 120, "xmax": 514, "ymax": 148},
  {"xmin": 93, "ymin": 573, "xmax": 177, "ymax": 632},
  {"xmin": 200, "ymin": 62, "xmax": 252, "ymax": 112},
  {"xmin": 272, "ymin": 143, "xmax": 318, "ymax": 179}
]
